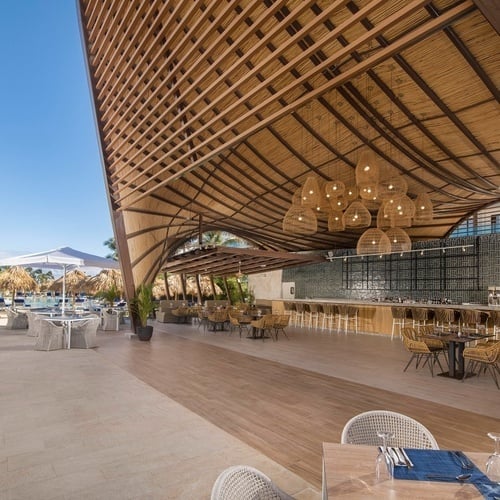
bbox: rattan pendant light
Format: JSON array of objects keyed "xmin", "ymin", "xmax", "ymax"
[
  {"xmin": 328, "ymin": 210, "xmax": 346, "ymax": 232},
  {"xmin": 356, "ymin": 149, "xmax": 380, "ymax": 185},
  {"xmin": 324, "ymin": 180, "xmax": 345, "ymax": 199},
  {"xmin": 385, "ymin": 227, "xmax": 412, "ymax": 253},
  {"xmin": 301, "ymin": 176, "xmax": 321, "ymax": 208},
  {"xmin": 282, "ymin": 205, "xmax": 317, "ymax": 234},
  {"xmin": 378, "ymin": 172, "xmax": 408, "ymax": 200},
  {"xmin": 413, "ymin": 192, "xmax": 434, "ymax": 223},
  {"xmin": 329, "ymin": 196, "xmax": 348, "ymax": 211},
  {"xmin": 384, "ymin": 194, "xmax": 415, "ymax": 227},
  {"xmin": 343, "ymin": 200, "xmax": 372, "ymax": 228},
  {"xmin": 357, "ymin": 228, "xmax": 391, "ymax": 255},
  {"xmin": 376, "ymin": 201, "xmax": 392, "ymax": 229}
]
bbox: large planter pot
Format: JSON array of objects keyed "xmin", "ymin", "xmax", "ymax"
[{"xmin": 137, "ymin": 325, "xmax": 153, "ymax": 341}]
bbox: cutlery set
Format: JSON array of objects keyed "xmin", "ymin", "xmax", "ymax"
[{"xmin": 378, "ymin": 446, "xmax": 414, "ymax": 467}]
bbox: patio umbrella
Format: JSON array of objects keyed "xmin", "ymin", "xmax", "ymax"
[
  {"xmin": 0, "ymin": 247, "xmax": 119, "ymax": 314},
  {"xmin": 0, "ymin": 266, "xmax": 37, "ymax": 309}
]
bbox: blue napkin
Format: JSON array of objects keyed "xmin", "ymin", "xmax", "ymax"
[{"xmin": 392, "ymin": 449, "xmax": 500, "ymax": 498}]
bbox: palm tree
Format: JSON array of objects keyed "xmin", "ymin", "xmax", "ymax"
[{"xmin": 103, "ymin": 237, "xmax": 118, "ymax": 260}]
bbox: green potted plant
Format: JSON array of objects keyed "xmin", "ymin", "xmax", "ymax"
[
  {"xmin": 100, "ymin": 284, "xmax": 120, "ymax": 307},
  {"xmin": 131, "ymin": 283, "xmax": 155, "ymax": 341}
]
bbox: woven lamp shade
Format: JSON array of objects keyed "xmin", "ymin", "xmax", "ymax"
[
  {"xmin": 328, "ymin": 210, "xmax": 346, "ymax": 232},
  {"xmin": 343, "ymin": 200, "xmax": 372, "ymax": 228},
  {"xmin": 358, "ymin": 181, "xmax": 379, "ymax": 201},
  {"xmin": 384, "ymin": 194, "xmax": 415, "ymax": 227},
  {"xmin": 345, "ymin": 185, "xmax": 359, "ymax": 202},
  {"xmin": 413, "ymin": 193, "xmax": 434, "ymax": 223},
  {"xmin": 357, "ymin": 228, "xmax": 391, "ymax": 255},
  {"xmin": 282, "ymin": 205, "xmax": 317, "ymax": 234},
  {"xmin": 301, "ymin": 176, "xmax": 321, "ymax": 208},
  {"xmin": 329, "ymin": 196, "xmax": 348, "ymax": 211},
  {"xmin": 356, "ymin": 149, "xmax": 380, "ymax": 185},
  {"xmin": 292, "ymin": 187, "xmax": 302, "ymax": 205},
  {"xmin": 385, "ymin": 227, "xmax": 412, "ymax": 253},
  {"xmin": 376, "ymin": 202, "xmax": 392, "ymax": 229},
  {"xmin": 324, "ymin": 180, "xmax": 345, "ymax": 199},
  {"xmin": 378, "ymin": 174, "xmax": 408, "ymax": 200}
]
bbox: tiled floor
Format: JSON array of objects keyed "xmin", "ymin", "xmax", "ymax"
[{"xmin": 0, "ymin": 318, "xmax": 318, "ymax": 500}]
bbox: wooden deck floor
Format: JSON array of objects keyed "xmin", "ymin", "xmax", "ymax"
[{"xmin": 96, "ymin": 322, "xmax": 500, "ymax": 489}]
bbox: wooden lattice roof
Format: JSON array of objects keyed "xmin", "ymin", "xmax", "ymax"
[{"xmin": 78, "ymin": 0, "xmax": 500, "ymax": 294}]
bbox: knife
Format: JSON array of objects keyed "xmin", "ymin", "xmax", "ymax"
[{"xmin": 400, "ymin": 448, "xmax": 414, "ymax": 468}]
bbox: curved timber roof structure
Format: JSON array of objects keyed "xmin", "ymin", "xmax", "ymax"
[{"xmin": 78, "ymin": 0, "xmax": 500, "ymax": 296}]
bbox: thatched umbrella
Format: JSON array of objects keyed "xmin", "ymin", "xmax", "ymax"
[
  {"xmin": 48, "ymin": 269, "xmax": 89, "ymax": 293},
  {"xmin": 0, "ymin": 266, "xmax": 37, "ymax": 308},
  {"xmin": 48, "ymin": 269, "xmax": 89, "ymax": 306},
  {"xmin": 84, "ymin": 269, "xmax": 123, "ymax": 296}
]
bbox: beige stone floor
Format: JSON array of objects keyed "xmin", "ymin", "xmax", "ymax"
[{"xmin": 0, "ymin": 317, "xmax": 318, "ymax": 500}]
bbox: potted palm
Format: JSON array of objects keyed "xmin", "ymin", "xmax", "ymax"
[{"xmin": 131, "ymin": 283, "xmax": 155, "ymax": 341}]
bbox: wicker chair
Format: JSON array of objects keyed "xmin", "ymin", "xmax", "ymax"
[
  {"xmin": 207, "ymin": 310, "xmax": 228, "ymax": 331},
  {"xmin": 211, "ymin": 465, "xmax": 295, "ymax": 500},
  {"xmin": 70, "ymin": 317, "xmax": 100, "ymax": 348},
  {"xmin": 401, "ymin": 327, "xmax": 444, "ymax": 377},
  {"xmin": 273, "ymin": 314, "xmax": 290, "ymax": 341},
  {"xmin": 228, "ymin": 313, "xmax": 250, "ymax": 338},
  {"xmin": 341, "ymin": 410, "xmax": 439, "ymax": 449},
  {"xmin": 434, "ymin": 307, "xmax": 458, "ymax": 333},
  {"xmin": 6, "ymin": 308, "xmax": 28, "ymax": 330},
  {"xmin": 250, "ymin": 314, "xmax": 275, "ymax": 340},
  {"xmin": 26, "ymin": 311, "xmax": 43, "ymax": 337},
  {"xmin": 462, "ymin": 341, "xmax": 500, "ymax": 389},
  {"xmin": 35, "ymin": 319, "xmax": 65, "ymax": 351},
  {"xmin": 101, "ymin": 309, "xmax": 120, "ymax": 331}
]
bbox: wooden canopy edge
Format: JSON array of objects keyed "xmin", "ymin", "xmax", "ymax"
[{"xmin": 163, "ymin": 247, "xmax": 324, "ymax": 277}]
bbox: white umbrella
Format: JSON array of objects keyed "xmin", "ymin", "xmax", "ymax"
[{"xmin": 0, "ymin": 247, "xmax": 119, "ymax": 314}]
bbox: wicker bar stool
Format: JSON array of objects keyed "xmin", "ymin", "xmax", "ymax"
[
  {"xmin": 390, "ymin": 306, "xmax": 407, "ymax": 340},
  {"xmin": 434, "ymin": 307, "xmax": 458, "ymax": 333},
  {"xmin": 460, "ymin": 309, "xmax": 487, "ymax": 335},
  {"xmin": 491, "ymin": 310, "xmax": 500, "ymax": 339},
  {"xmin": 293, "ymin": 302, "xmax": 305, "ymax": 327},
  {"xmin": 337, "ymin": 305, "xmax": 358, "ymax": 334},
  {"xmin": 410, "ymin": 307, "xmax": 430, "ymax": 334},
  {"xmin": 305, "ymin": 303, "xmax": 320, "ymax": 329},
  {"xmin": 321, "ymin": 304, "xmax": 336, "ymax": 331}
]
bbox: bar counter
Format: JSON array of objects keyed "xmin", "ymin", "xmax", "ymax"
[{"xmin": 271, "ymin": 299, "xmax": 498, "ymax": 336}]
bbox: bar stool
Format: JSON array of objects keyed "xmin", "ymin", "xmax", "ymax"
[
  {"xmin": 491, "ymin": 310, "xmax": 500, "ymax": 339},
  {"xmin": 410, "ymin": 307, "xmax": 430, "ymax": 334},
  {"xmin": 460, "ymin": 309, "xmax": 487, "ymax": 335},
  {"xmin": 337, "ymin": 305, "xmax": 358, "ymax": 334},
  {"xmin": 293, "ymin": 302, "xmax": 305, "ymax": 328},
  {"xmin": 321, "ymin": 304, "xmax": 336, "ymax": 332},
  {"xmin": 305, "ymin": 303, "xmax": 320, "ymax": 329},
  {"xmin": 434, "ymin": 308, "xmax": 458, "ymax": 333},
  {"xmin": 390, "ymin": 306, "xmax": 407, "ymax": 340}
]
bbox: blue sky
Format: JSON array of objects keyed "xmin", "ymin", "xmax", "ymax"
[{"xmin": 0, "ymin": 1, "xmax": 113, "ymax": 259}]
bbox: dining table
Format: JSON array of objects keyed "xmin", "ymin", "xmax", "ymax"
[
  {"xmin": 42, "ymin": 315, "xmax": 93, "ymax": 349},
  {"xmin": 427, "ymin": 332, "xmax": 493, "ymax": 379},
  {"xmin": 322, "ymin": 443, "xmax": 496, "ymax": 499}
]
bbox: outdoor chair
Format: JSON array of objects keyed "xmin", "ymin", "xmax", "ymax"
[
  {"xmin": 70, "ymin": 317, "xmax": 100, "ymax": 348},
  {"xmin": 211, "ymin": 465, "xmax": 295, "ymax": 500},
  {"xmin": 6, "ymin": 308, "xmax": 28, "ymax": 329},
  {"xmin": 462, "ymin": 341, "xmax": 500, "ymax": 389},
  {"xmin": 35, "ymin": 319, "xmax": 64, "ymax": 351},
  {"xmin": 172, "ymin": 306, "xmax": 190, "ymax": 323},
  {"xmin": 273, "ymin": 314, "xmax": 290, "ymax": 341},
  {"xmin": 101, "ymin": 309, "xmax": 120, "ymax": 331},
  {"xmin": 228, "ymin": 313, "xmax": 250, "ymax": 338},
  {"xmin": 250, "ymin": 314, "xmax": 275, "ymax": 340},
  {"xmin": 401, "ymin": 327, "xmax": 445, "ymax": 377},
  {"xmin": 25, "ymin": 311, "xmax": 42, "ymax": 337},
  {"xmin": 208, "ymin": 310, "xmax": 228, "ymax": 331},
  {"xmin": 341, "ymin": 410, "xmax": 439, "ymax": 449}
]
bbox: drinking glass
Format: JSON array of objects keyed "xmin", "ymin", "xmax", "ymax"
[
  {"xmin": 486, "ymin": 432, "xmax": 500, "ymax": 483},
  {"xmin": 375, "ymin": 431, "xmax": 394, "ymax": 481}
]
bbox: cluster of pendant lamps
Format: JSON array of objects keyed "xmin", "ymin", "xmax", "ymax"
[{"xmin": 282, "ymin": 149, "xmax": 434, "ymax": 256}]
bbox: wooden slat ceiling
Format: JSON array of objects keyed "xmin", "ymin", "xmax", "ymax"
[{"xmin": 78, "ymin": 0, "xmax": 500, "ymax": 292}]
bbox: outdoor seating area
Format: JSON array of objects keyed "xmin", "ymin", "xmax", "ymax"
[{"xmin": 1, "ymin": 301, "xmax": 499, "ymax": 498}]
